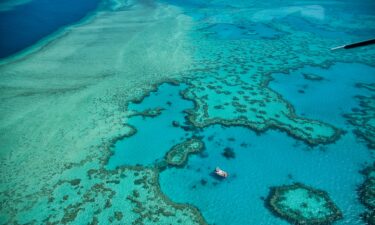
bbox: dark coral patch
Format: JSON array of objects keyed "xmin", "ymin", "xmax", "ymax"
[
  {"xmin": 302, "ymin": 73, "xmax": 324, "ymax": 81},
  {"xmin": 358, "ymin": 164, "xmax": 375, "ymax": 225},
  {"xmin": 222, "ymin": 147, "xmax": 236, "ymax": 159}
]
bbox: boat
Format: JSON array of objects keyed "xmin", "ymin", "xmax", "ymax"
[{"xmin": 215, "ymin": 167, "xmax": 228, "ymax": 178}]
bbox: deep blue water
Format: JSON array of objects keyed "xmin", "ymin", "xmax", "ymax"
[{"xmin": 0, "ymin": 0, "xmax": 101, "ymax": 59}]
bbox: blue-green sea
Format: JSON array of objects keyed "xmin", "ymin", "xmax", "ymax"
[{"xmin": 0, "ymin": 0, "xmax": 374, "ymax": 224}]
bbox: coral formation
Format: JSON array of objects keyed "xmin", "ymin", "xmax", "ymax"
[
  {"xmin": 1, "ymin": 0, "xmax": 375, "ymax": 223},
  {"xmin": 222, "ymin": 147, "xmax": 235, "ymax": 159},
  {"xmin": 344, "ymin": 92, "xmax": 375, "ymax": 150},
  {"xmin": 165, "ymin": 138, "xmax": 205, "ymax": 167},
  {"xmin": 183, "ymin": 73, "xmax": 342, "ymax": 146},
  {"xmin": 302, "ymin": 73, "xmax": 324, "ymax": 81},
  {"xmin": 358, "ymin": 164, "xmax": 375, "ymax": 225},
  {"xmin": 132, "ymin": 107, "xmax": 165, "ymax": 118},
  {"xmin": 266, "ymin": 183, "xmax": 342, "ymax": 225}
]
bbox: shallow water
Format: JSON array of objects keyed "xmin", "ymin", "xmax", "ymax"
[
  {"xmin": 1, "ymin": 0, "xmax": 374, "ymax": 224},
  {"xmin": 107, "ymin": 83, "xmax": 194, "ymax": 168},
  {"xmin": 108, "ymin": 80, "xmax": 372, "ymax": 224},
  {"xmin": 269, "ymin": 63, "xmax": 375, "ymax": 127},
  {"xmin": 160, "ymin": 126, "xmax": 370, "ymax": 225}
]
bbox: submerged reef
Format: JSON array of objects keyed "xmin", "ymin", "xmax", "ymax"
[
  {"xmin": 131, "ymin": 107, "xmax": 165, "ymax": 118},
  {"xmin": 125, "ymin": 168, "xmax": 206, "ymax": 225},
  {"xmin": 183, "ymin": 73, "xmax": 342, "ymax": 146},
  {"xmin": 302, "ymin": 73, "xmax": 324, "ymax": 81},
  {"xmin": 222, "ymin": 147, "xmax": 235, "ymax": 159},
  {"xmin": 355, "ymin": 83, "xmax": 375, "ymax": 92},
  {"xmin": 1, "ymin": 0, "xmax": 375, "ymax": 223},
  {"xmin": 0, "ymin": 1, "xmax": 207, "ymax": 224},
  {"xmin": 266, "ymin": 183, "xmax": 342, "ymax": 225},
  {"xmin": 44, "ymin": 166, "xmax": 206, "ymax": 224},
  {"xmin": 344, "ymin": 91, "xmax": 375, "ymax": 150},
  {"xmin": 358, "ymin": 164, "xmax": 375, "ymax": 225},
  {"xmin": 178, "ymin": 8, "xmax": 375, "ymax": 149},
  {"xmin": 165, "ymin": 138, "xmax": 204, "ymax": 167}
]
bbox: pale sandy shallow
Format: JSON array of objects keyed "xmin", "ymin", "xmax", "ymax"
[
  {"xmin": 0, "ymin": 1, "xmax": 192, "ymax": 180},
  {"xmin": 0, "ymin": 1, "xmax": 206, "ymax": 224}
]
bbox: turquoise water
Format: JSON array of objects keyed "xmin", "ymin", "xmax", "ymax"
[
  {"xmin": 160, "ymin": 126, "xmax": 370, "ymax": 224},
  {"xmin": 108, "ymin": 76, "xmax": 372, "ymax": 224},
  {"xmin": 269, "ymin": 63, "xmax": 375, "ymax": 127},
  {"xmin": 204, "ymin": 23, "xmax": 283, "ymax": 40},
  {"xmin": 1, "ymin": 0, "xmax": 375, "ymax": 224},
  {"xmin": 107, "ymin": 0, "xmax": 375, "ymax": 223},
  {"xmin": 107, "ymin": 83, "xmax": 194, "ymax": 168}
]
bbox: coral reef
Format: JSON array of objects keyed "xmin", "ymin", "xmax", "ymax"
[
  {"xmin": 222, "ymin": 147, "xmax": 235, "ymax": 159},
  {"xmin": 132, "ymin": 107, "xmax": 165, "ymax": 118},
  {"xmin": 358, "ymin": 164, "xmax": 375, "ymax": 225},
  {"xmin": 183, "ymin": 73, "xmax": 342, "ymax": 146},
  {"xmin": 0, "ymin": 1, "xmax": 205, "ymax": 224},
  {"xmin": 165, "ymin": 138, "xmax": 205, "ymax": 167},
  {"xmin": 1, "ymin": 0, "xmax": 375, "ymax": 223},
  {"xmin": 355, "ymin": 83, "xmax": 375, "ymax": 92},
  {"xmin": 302, "ymin": 73, "xmax": 324, "ymax": 81},
  {"xmin": 266, "ymin": 183, "xmax": 342, "ymax": 225},
  {"xmin": 344, "ymin": 92, "xmax": 375, "ymax": 150}
]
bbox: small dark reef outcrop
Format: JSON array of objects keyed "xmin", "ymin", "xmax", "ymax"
[
  {"xmin": 222, "ymin": 147, "xmax": 235, "ymax": 159},
  {"xmin": 302, "ymin": 73, "xmax": 324, "ymax": 81}
]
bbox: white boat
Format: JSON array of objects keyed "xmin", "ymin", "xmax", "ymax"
[{"xmin": 215, "ymin": 167, "xmax": 228, "ymax": 178}]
